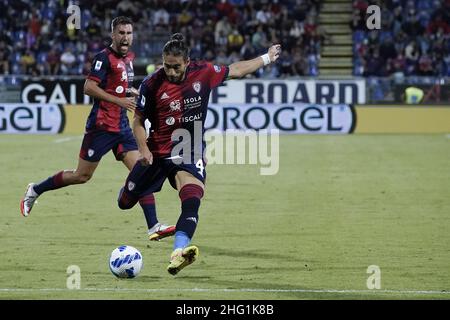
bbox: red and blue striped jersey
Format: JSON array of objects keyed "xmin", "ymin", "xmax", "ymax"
[
  {"xmin": 85, "ymin": 47, "xmax": 135, "ymax": 133},
  {"xmin": 137, "ymin": 61, "xmax": 229, "ymax": 158}
]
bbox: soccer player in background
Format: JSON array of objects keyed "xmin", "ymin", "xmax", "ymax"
[
  {"xmin": 20, "ymin": 16, "xmax": 175, "ymax": 241},
  {"xmin": 117, "ymin": 33, "xmax": 281, "ymax": 275}
]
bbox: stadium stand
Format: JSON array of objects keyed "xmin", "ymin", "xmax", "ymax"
[
  {"xmin": 319, "ymin": 0, "xmax": 353, "ymax": 76},
  {"xmin": 352, "ymin": 0, "xmax": 450, "ymax": 78},
  {"xmin": 0, "ymin": 0, "xmax": 325, "ymax": 78}
]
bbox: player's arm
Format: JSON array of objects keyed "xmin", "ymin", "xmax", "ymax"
[
  {"xmin": 84, "ymin": 79, "xmax": 136, "ymax": 112},
  {"xmin": 133, "ymin": 82, "xmax": 154, "ymax": 166},
  {"xmin": 227, "ymin": 44, "xmax": 281, "ymax": 79},
  {"xmin": 132, "ymin": 111, "xmax": 153, "ymax": 165}
]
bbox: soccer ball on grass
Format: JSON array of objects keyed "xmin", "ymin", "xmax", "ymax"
[{"xmin": 109, "ymin": 245, "xmax": 143, "ymax": 278}]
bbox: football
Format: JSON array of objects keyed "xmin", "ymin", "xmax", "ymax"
[{"xmin": 109, "ymin": 245, "xmax": 143, "ymax": 279}]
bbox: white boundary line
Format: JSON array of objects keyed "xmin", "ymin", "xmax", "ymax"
[
  {"xmin": 0, "ymin": 288, "xmax": 448, "ymax": 295},
  {"xmin": 53, "ymin": 135, "xmax": 83, "ymax": 143}
]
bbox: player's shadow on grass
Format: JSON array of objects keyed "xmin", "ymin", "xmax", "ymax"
[
  {"xmin": 199, "ymin": 245, "xmax": 305, "ymax": 262},
  {"xmin": 137, "ymin": 275, "xmax": 165, "ymax": 281}
]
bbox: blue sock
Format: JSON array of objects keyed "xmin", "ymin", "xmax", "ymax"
[{"xmin": 174, "ymin": 231, "xmax": 190, "ymax": 250}]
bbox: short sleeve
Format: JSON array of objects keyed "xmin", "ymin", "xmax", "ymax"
[
  {"xmin": 87, "ymin": 52, "xmax": 110, "ymax": 83},
  {"xmin": 136, "ymin": 78, "xmax": 152, "ymax": 117},
  {"xmin": 206, "ymin": 63, "xmax": 229, "ymax": 89}
]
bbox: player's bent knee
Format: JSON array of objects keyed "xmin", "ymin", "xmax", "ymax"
[
  {"xmin": 118, "ymin": 201, "xmax": 134, "ymax": 210},
  {"xmin": 117, "ymin": 187, "xmax": 138, "ymax": 210}
]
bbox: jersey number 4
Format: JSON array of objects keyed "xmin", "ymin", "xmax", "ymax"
[{"xmin": 195, "ymin": 159, "xmax": 205, "ymax": 177}]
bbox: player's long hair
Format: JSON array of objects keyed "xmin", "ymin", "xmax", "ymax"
[{"xmin": 163, "ymin": 33, "xmax": 190, "ymax": 61}]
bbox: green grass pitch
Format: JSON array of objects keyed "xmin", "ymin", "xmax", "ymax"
[{"xmin": 0, "ymin": 134, "xmax": 449, "ymax": 299}]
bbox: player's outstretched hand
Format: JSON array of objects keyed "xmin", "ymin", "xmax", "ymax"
[
  {"xmin": 116, "ymin": 97, "xmax": 136, "ymax": 112},
  {"xmin": 268, "ymin": 44, "xmax": 282, "ymax": 63},
  {"xmin": 139, "ymin": 148, "xmax": 153, "ymax": 166}
]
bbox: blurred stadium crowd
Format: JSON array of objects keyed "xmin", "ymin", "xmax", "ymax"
[
  {"xmin": 352, "ymin": 0, "xmax": 450, "ymax": 77},
  {"xmin": 0, "ymin": 0, "xmax": 323, "ymax": 78},
  {"xmin": 1, "ymin": 0, "xmax": 448, "ymax": 79}
]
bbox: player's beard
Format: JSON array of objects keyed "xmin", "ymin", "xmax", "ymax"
[
  {"xmin": 167, "ymin": 71, "xmax": 186, "ymax": 84},
  {"xmin": 118, "ymin": 43, "xmax": 129, "ymax": 55},
  {"xmin": 114, "ymin": 40, "xmax": 130, "ymax": 56},
  {"xmin": 167, "ymin": 75, "xmax": 181, "ymax": 83}
]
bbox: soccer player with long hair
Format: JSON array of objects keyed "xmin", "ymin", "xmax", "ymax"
[{"xmin": 117, "ymin": 33, "xmax": 281, "ymax": 275}]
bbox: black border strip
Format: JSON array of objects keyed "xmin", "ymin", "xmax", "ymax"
[
  {"xmin": 57, "ymin": 104, "xmax": 66, "ymax": 133},
  {"xmin": 348, "ymin": 103, "xmax": 357, "ymax": 134}
]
